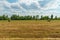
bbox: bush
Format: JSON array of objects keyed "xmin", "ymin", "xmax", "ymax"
[
  {"xmin": 48, "ymin": 19, "xmax": 51, "ymax": 22},
  {"xmin": 8, "ymin": 18, "xmax": 11, "ymax": 22}
]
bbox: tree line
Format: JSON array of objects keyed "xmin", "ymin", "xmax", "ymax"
[{"xmin": 0, "ymin": 14, "xmax": 60, "ymax": 20}]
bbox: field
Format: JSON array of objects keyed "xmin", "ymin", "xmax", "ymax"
[{"xmin": 0, "ymin": 20, "xmax": 60, "ymax": 40}]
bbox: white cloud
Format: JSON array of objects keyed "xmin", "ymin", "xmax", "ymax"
[
  {"xmin": 42, "ymin": 0, "xmax": 60, "ymax": 10},
  {"xmin": 19, "ymin": 0, "xmax": 43, "ymax": 5},
  {"xmin": 0, "ymin": 0, "xmax": 60, "ymax": 16}
]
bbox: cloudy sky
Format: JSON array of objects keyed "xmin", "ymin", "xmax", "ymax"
[{"xmin": 0, "ymin": 0, "xmax": 60, "ymax": 16}]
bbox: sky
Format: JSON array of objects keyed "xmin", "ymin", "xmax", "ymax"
[{"xmin": 0, "ymin": 0, "xmax": 60, "ymax": 17}]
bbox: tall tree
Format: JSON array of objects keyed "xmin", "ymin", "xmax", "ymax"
[
  {"xmin": 32, "ymin": 16, "xmax": 36, "ymax": 20},
  {"xmin": 51, "ymin": 14, "xmax": 53, "ymax": 20},
  {"xmin": 36, "ymin": 15, "xmax": 39, "ymax": 20},
  {"xmin": 54, "ymin": 16, "xmax": 57, "ymax": 20},
  {"xmin": 2, "ymin": 15, "xmax": 8, "ymax": 20},
  {"xmin": 40, "ymin": 15, "xmax": 43, "ymax": 20},
  {"xmin": 11, "ymin": 15, "xmax": 18, "ymax": 20},
  {"xmin": 43, "ymin": 16, "xmax": 49, "ymax": 20}
]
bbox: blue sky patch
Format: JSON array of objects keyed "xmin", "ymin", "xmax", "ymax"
[
  {"xmin": 38, "ymin": 0, "xmax": 52, "ymax": 7},
  {"xmin": 7, "ymin": 0, "xmax": 18, "ymax": 3}
]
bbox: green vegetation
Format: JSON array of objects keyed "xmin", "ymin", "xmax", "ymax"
[
  {"xmin": 51, "ymin": 14, "xmax": 53, "ymax": 20},
  {"xmin": 0, "ymin": 14, "xmax": 60, "ymax": 20}
]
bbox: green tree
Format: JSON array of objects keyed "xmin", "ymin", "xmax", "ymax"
[
  {"xmin": 19, "ymin": 16, "xmax": 24, "ymax": 20},
  {"xmin": 54, "ymin": 16, "xmax": 57, "ymax": 20},
  {"xmin": 35, "ymin": 15, "xmax": 39, "ymax": 20},
  {"xmin": 0, "ymin": 16, "xmax": 3, "ymax": 20},
  {"xmin": 40, "ymin": 15, "xmax": 44, "ymax": 20},
  {"xmin": 51, "ymin": 14, "xmax": 53, "ymax": 20},
  {"xmin": 11, "ymin": 15, "xmax": 18, "ymax": 20},
  {"xmin": 2, "ymin": 15, "xmax": 8, "ymax": 20},
  {"xmin": 44, "ymin": 16, "xmax": 49, "ymax": 20},
  {"xmin": 32, "ymin": 16, "xmax": 36, "ymax": 20}
]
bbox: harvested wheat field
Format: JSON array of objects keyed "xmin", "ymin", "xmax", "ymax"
[
  {"xmin": 0, "ymin": 38, "xmax": 60, "ymax": 40},
  {"xmin": 0, "ymin": 20, "xmax": 60, "ymax": 39}
]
